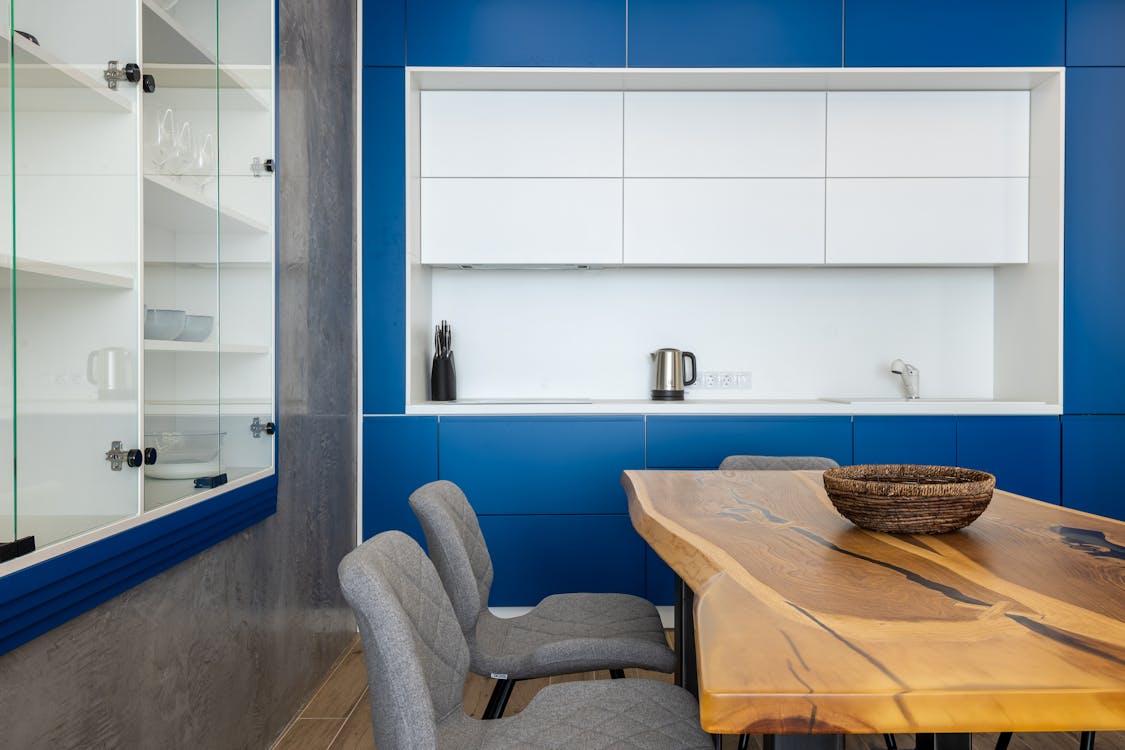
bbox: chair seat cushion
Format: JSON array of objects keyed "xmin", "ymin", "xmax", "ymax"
[
  {"xmin": 471, "ymin": 592, "xmax": 676, "ymax": 678},
  {"xmin": 439, "ymin": 678, "xmax": 713, "ymax": 750}
]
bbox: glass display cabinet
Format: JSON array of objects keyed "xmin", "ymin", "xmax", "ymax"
[{"xmin": 1, "ymin": 0, "xmax": 275, "ymax": 560}]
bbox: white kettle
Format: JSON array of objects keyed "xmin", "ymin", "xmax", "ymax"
[{"xmin": 87, "ymin": 347, "xmax": 136, "ymax": 400}]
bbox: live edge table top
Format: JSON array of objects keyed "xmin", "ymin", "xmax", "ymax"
[{"xmin": 622, "ymin": 469, "xmax": 1125, "ymax": 736}]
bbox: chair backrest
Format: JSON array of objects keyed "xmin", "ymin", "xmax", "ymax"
[
  {"xmin": 338, "ymin": 530, "xmax": 470, "ymax": 749},
  {"xmin": 409, "ymin": 480, "xmax": 494, "ymax": 638},
  {"xmin": 719, "ymin": 455, "xmax": 840, "ymax": 470}
]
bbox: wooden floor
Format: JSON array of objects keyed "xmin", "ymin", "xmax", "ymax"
[{"xmin": 272, "ymin": 634, "xmax": 1125, "ymax": 750}]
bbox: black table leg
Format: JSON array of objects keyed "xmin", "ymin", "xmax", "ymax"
[
  {"xmin": 916, "ymin": 734, "xmax": 973, "ymax": 750},
  {"xmin": 674, "ymin": 572, "xmax": 699, "ymax": 695}
]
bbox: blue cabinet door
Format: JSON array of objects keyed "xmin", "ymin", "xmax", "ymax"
[
  {"xmin": 364, "ymin": 0, "xmax": 405, "ymax": 66},
  {"xmin": 480, "ymin": 514, "xmax": 646, "ymax": 605},
  {"xmin": 628, "ymin": 0, "xmax": 841, "ymax": 68},
  {"xmin": 362, "ymin": 416, "xmax": 439, "ymax": 544},
  {"xmin": 844, "ymin": 0, "xmax": 1065, "ymax": 67},
  {"xmin": 1062, "ymin": 416, "xmax": 1125, "ymax": 521},
  {"xmin": 646, "ymin": 416, "xmax": 852, "ymax": 469},
  {"xmin": 1064, "ymin": 68, "xmax": 1125, "ymax": 414},
  {"xmin": 439, "ymin": 416, "xmax": 645, "ymax": 514},
  {"xmin": 956, "ymin": 417, "xmax": 1061, "ymax": 503},
  {"xmin": 405, "ymin": 0, "xmax": 626, "ymax": 67},
  {"xmin": 645, "ymin": 546, "xmax": 674, "ymax": 606},
  {"xmin": 853, "ymin": 417, "xmax": 956, "ymax": 465},
  {"xmin": 362, "ymin": 68, "xmax": 407, "ymax": 415},
  {"xmin": 1067, "ymin": 0, "xmax": 1125, "ymax": 66}
]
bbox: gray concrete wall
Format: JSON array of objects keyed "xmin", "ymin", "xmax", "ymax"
[{"xmin": 0, "ymin": 0, "xmax": 359, "ymax": 746}]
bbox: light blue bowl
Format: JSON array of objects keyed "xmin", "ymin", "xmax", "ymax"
[
  {"xmin": 175, "ymin": 314, "xmax": 214, "ymax": 342},
  {"xmin": 144, "ymin": 308, "xmax": 186, "ymax": 340}
]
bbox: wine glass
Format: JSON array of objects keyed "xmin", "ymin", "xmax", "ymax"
[{"xmin": 152, "ymin": 108, "xmax": 176, "ymax": 173}]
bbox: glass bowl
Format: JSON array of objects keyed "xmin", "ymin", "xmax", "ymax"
[{"xmin": 144, "ymin": 431, "xmax": 225, "ymax": 480}]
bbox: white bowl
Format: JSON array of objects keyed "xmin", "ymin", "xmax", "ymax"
[
  {"xmin": 144, "ymin": 431, "xmax": 225, "ymax": 480},
  {"xmin": 175, "ymin": 314, "xmax": 214, "ymax": 342}
]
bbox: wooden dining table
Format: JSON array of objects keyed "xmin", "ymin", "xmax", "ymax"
[{"xmin": 622, "ymin": 469, "xmax": 1125, "ymax": 749}]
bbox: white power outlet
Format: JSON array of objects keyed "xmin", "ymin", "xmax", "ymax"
[{"xmin": 695, "ymin": 371, "xmax": 752, "ymax": 390}]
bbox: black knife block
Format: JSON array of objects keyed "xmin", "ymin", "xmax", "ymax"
[{"xmin": 431, "ymin": 353, "xmax": 457, "ymax": 401}]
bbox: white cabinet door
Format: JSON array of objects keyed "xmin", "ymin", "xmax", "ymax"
[
  {"xmin": 826, "ymin": 178, "xmax": 1029, "ymax": 264},
  {"xmin": 624, "ymin": 179, "xmax": 825, "ymax": 265},
  {"xmin": 421, "ymin": 91, "xmax": 623, "ymax": 177},
  {"xmin": 624, "ymin": 91, "xmax": 825, "ymax": 177},
  {"xmin": 421, "ymin": 179, "xmax": 623, "ymax": 265},
  {"xmin": 827, "ymin": 91, "xmax": 1030, "ymax": 177}
]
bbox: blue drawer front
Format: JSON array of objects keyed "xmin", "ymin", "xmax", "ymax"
[
  {"xmin": 1064, "ymin": 68, "xmax": 1125, "ymax": 414},
  {"xmin": 362, "ymin": 67, "xmax": 407, "ymax": 415},
  {"xmin": 853, "ymin": 416, "xmax": 956, "ymax": 466},
  {"xmin": 364, "ymin": 0, "xmax": 405, "ymax": 66},
  {"xmin": 1067, "ymin": 0, "xmax": 1125, "ymax": 66},
  {"xmin": 1062, "ymin": 416, "xmax": 1125, "ymax": 521},
  {"xmin": 439, "ymin": 416, "xmax": 645, "ymax": 515},
  {"xmin": 844, "ymin": 0, "xmax": 1065, "ymax": 67},
  {"xmin": 479, "ymin": 515, "xmax": 646, "ymax": 605},
  {"xmin": 362, "ymin": 417, "xmax": 439, "ymax": 544},
  {"xmin": 627, "ymin": 0, "xmax": 842, "ymax": 68},
  {"xmin": 646, "ymin": 416, "xmax": 853, "ymax": 469},
  {"xmin": 956, "ymin": 417, "xmax": 1061, "ymax": 503},
  {"xmin": 405, "ymin": 0, "xmax": 626, "ymax": 67}
]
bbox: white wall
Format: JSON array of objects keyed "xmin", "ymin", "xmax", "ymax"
[{"xmin": 427, "ymin": 266, "xmax": 995, "ymax": 401}]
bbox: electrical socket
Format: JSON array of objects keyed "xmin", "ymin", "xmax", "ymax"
[{"xmin": 695, "ymin": 371, "xmax": 752, "ymax": 390}]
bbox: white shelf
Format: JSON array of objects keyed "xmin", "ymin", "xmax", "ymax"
[
  {"xmin": 144, "ymin": 174, "xmax": 269, "ymax": 235},
  {"xmin": 144, "ymin": 466, "xmax": 265, "ymax": 511},
  {"xmin": 145, "ymin": 259, "xmax": 270, "ymax": 270},
  {"xmin": 0, "ymin": 255, "xmax": 135, "ymax": 290},
  {"xmin": 144, "ymin": 340, "xmax": 269, "ymax": 354},
  {"xmin": 143, "ymin": 0, "xmax": 215, "ymax": 65},
  {"xmin": 145, "ymin": 399, "xmax": 271, "ymax": 416},
  {"xmin": 4, "ymin": 33, "xmax": 134, "ymax": 113},
  {"xmin": 13, "ymin": 398, "xmax": 138, "ymax": 415}
]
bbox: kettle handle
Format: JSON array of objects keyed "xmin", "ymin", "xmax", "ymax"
[{"xmin": 682, "ymin": 351, "xmax": 697, "ymax": 386}]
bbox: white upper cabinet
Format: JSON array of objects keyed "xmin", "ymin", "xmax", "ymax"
[
  {"xmin": 827, "ymin": 91, "xmax": 1030, "ymax": 177},
  {"xmin": 624, "ymin": 92, "xmax": 825, "ymax": 177},
  {"xmin": 825, "ymin": 90, "xmax": 1030, "ymax": 264},
  {"xmin": 421, "ymin": 91, "xmax": 622, "ymax": 177},
  {"xmin": 624, "ymin": 179, "xmax": 824, "ymax": 264},
  {"xmin": 421, "ymin": 179, "xmax": 622, "ymax": 265},
  {"xmin": 826, "ymin": 178, "xmax": 1029, "ymax": 264}
]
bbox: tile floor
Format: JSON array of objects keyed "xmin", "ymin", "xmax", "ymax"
[{"xmin": 273, "ymin": 636, "xmax": 1124, "ymax": 750}]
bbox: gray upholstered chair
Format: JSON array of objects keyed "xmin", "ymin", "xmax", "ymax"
[
  {"xmin": 718, "ymin": 454, "xmax": 839, "ymax": 471},
  {"xmin": 339, "ymin": 530, "xmax": 713, "ymax": 750},
  {"xmin": 408, "ymin": 480, "xmax": 676, "ymax": 719}
]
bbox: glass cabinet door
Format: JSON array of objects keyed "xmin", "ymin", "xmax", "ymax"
[
  {"xmin": 218, "ymin": 0, "xmax": 275, "ymax": 480},
  {"xmin": 1, "ymin": 0, "xmax": 13, "ymax": 545},
  {"xmin": 12, "ymin": 0, "xmax": 143, "ymax": 547},
  {"xmin": 141, "ymin": 0, "xmax": 223, "ymax": 510}
]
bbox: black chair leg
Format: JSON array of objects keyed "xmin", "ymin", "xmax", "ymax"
[
  {"xmin": 483, "ymin": 678, "xmax": 517, "ymax": 719},
  {"xmin": 1080, "ymin": 732, "xmax": 1095, "ymax": 750},
  {"xmin": 738, "ymin": 734, "xmax": 750, "ymax": 750},
  {"xmin": 610, "ymin": 668, "xmax": 626, "ymax": 679},
  {"xmin": 885, "ymin": 734, "xmax": 898, "ymax": 750},
  {"xmin": 996, "ymin": 732, "xmax": 1013, "ymax": 750}
]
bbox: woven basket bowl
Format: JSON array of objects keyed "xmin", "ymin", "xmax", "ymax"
[{"xmin": 822, "ymin": 464, "xmax": 996, "ymax": 534}]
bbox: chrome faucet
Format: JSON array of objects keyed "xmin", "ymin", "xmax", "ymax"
[{"xmin": 890, "ymin": 358, "xmax": 920, "ymax": 399}]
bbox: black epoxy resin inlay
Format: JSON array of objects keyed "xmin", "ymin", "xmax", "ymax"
[{"xmin": 1052, "ymin": 526, "xmax": 1125, "ymax": 561}]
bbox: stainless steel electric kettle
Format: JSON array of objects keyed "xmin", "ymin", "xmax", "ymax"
[{"xmin": 651, "ymin": 348, "xmax": 697, "ymax": 401}]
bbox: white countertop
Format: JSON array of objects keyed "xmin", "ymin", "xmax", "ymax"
[{"xmin": 404, "ymin": 398, "xmax": 1060, "ymax": 416}]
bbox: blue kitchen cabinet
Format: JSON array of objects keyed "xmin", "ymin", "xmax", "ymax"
[
  {"xmin": 405, "ymin": 0, "xmax": 625, "ymax": 67},
  {"xmin": 1067, "ymin": 0, "xmax": 1125, "ymax": 66},
  {"xmin": 956, "ymin": 417, "xmax": 1061, "ymax": 503},
  {"xmin": 362, "ymin": 68, "xmax": 407, "ymax": 415},
  {"xmin": 364, "ymin": 0, "xmax": 405, "ymax": 66},
  {"xmin": 853, "ymin": 416, "xmax": 956, "ymax": 465},
  {"xmin": 645, "ymin": 547, "xmax": 675, "ymax": 606},
  {"xmin": 438, "ymin": 416, "xmax": 644, "ymax": 514},
  {"xmin": 1062, "ymin": 416, "xmax": 1125, "ymax": 521},
  {"xmin": 646, "ymin": 416, "xmax": 853, "ymax": 469},
  {"xmin": 627, "ymin": 0, "xmax": 841, "ymax": 68},
  {"xmin": 480, "ymin": 514, "xmax": 646, "ymax": 605},
  {"xmin": 844, "ymin": 0, "xmax": 1064, "ymax": 67},
  {"xmin": 362, "ymin": 416, "xmax": 439, "ymax": 544},
  {"xmin": 1065, "ymin": 68, "xmax": 1125, "ymax": 415}
]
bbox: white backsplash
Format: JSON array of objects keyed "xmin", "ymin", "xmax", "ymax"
[{"xmin": 428, "ymin": 266, "xmax": 996, "ymax": 401}]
